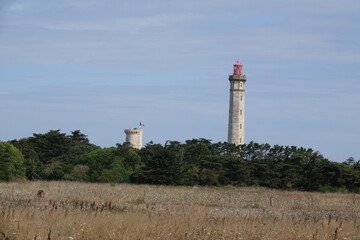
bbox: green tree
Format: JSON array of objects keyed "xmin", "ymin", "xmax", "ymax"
[
  {"xmin": 293, "ymin": 150, "xmax": 328, "ymax": 191},
  {"xmin": 115, "ymin": 144, "xmax": 141, "ymax": 172},
  {"xmin": 79, "ymin": 148, "xmax": 130, "ymax": 183},
  {"xmin": 0, "ymin": 142, "xmax": 26, "ymax": 181},
  {"xmin": 67, "ymin": 165, "xmax": 90, "ymax": 182},
  {"xmin": 29, "ymin": 130, "xmax": 71, "ymax": 164},
  {"xmin": 12, "ymin": 130, "xmax": 99, "ymax": 180},
  {"xmin": 198, "ymin": 155, "xmax": 224, "ymax": 186},
  {"xmin": 70, "ymin": 130, "xmax": 90, "ymax": 144},
  {"xmin": 221, "ymin": 155, "xmax": 252, "ymax": 186},
  {"xmin": 133, "ymin": 142, "xmax": 183, "ymax": 185},
  {"xmin": 9, "ymin": 138, "xmax": 44, "ymax": 180}
]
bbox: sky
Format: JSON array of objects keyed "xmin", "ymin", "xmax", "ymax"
[{"xmin": 1, "ymin": 0, "xmax": 359, "ymax": 162}]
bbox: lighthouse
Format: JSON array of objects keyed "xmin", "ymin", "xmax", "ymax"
[{"xmin": 228, "ymin": 61, "xmax": 247, "ymax": 145}]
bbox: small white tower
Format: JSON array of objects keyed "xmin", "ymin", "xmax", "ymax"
[
  {"xmin": 124, "ymin": 128, "xmax": 143, "ymax": 149},
  {"xmin": 228, "ymin": 61, "xmax": 247, "ymax": 145}
]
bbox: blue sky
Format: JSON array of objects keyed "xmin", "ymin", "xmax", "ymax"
[{"xmin": 1, "ymin": 0, "xmax": 359, "ymax": 162}]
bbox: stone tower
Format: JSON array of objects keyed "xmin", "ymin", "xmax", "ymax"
[
  {"xmin": 124, "ymin": 128, "xmax": 143, "ymax": 149},
  {"xmin": 228, "ymin": 61, "xmax": 247, "ymax": 145}
]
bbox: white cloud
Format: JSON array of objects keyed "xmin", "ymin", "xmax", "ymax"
[
  {"xmin": 33, "ymin": 13, "xmax": 201, "ymax": 33},
  {"xmin": 7, "ymin": 3, "xmax": 30, "ymax": 11},
  {"xmin": 66, "ymin": 1, "xmax": 99, "ymax": 8},
  {"xmin": 1, "ymin": 0, "xmax": 359, "ymax": 66}
]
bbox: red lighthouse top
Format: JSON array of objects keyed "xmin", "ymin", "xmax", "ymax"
[{"xmin": 233, "ymin": 61, "xmax": 243, "ymax": 75}]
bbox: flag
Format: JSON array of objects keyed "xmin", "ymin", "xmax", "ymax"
[{"xmin": 140, "ymin": 122, "xmax": 145, "ymax": 126}]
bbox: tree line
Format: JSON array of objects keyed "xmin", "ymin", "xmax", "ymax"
[{"xmin": 1, "ymin": 130, "xmax": 359, "ymax": 193}]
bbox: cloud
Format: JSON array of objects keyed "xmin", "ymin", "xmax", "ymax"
[
  {"xmin": 66, "ymin": 1, "xmax": 99, "ymax": 9},
  {"xmin": 1, "ymin": 0, "xmax": 359, "ymax": 68},
  {"xmin": 6, "ymin": 3, "xmax": 30, "ymax": 11},
  {"xmin": 29, "ymin": 13, "xmax": 201, "ymax": 34}
]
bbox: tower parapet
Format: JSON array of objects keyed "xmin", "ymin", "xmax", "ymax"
[
  {"xmin": 228, "ymin": 61, "xmax": 247, "ymax": 145},
  {"xmin": 124, "ymin": 128, "xmax": 143, "ymax": 149}
]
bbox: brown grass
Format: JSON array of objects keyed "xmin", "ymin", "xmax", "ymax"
[{"xmin": 0, "ymin": 181, "xmax": 359, "ymax": 239}]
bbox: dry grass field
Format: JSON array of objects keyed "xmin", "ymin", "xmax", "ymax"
[{"xmin": 0, "ymin": 181, "xmax": 359, "ymax": 240}]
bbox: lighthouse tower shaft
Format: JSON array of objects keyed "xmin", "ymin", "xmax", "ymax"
[{"xmin": 228, "ymin": 62, "xmax": 247, "ymax": 145}]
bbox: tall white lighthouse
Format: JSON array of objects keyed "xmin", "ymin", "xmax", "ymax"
[{"xmin": 228, "ymin": 61, "xmax": 247, "ymax": 145}]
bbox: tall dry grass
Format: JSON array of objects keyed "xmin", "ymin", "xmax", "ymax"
[{"xmin": 0, "ymin": 181, "xmax": 359, "ymax": 239}]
